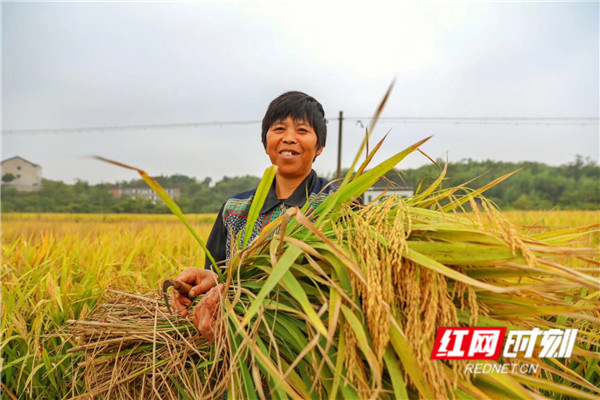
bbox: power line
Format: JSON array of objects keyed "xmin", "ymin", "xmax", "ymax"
[
  {"xmin": 2, "ymin": 116, "xmax": 598, "ymax": 135},
  {"xmin": 2, "ymin": 120, "xmax": 263, "ymax": 135},
  {"xmin": 349, "ymin": 117, "xmax": 599, "ymax": 126}
]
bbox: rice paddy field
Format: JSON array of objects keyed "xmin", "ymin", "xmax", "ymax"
[
  {"xmin": 1, "ymin": 210, "xmax": 598, "ymax": 399},
  {"xmin": 1, "ymin": 213, "xmax": 215, "ymax": 399}
]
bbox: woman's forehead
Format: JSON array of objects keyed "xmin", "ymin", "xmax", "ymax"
[{"xmin": 272, "ymin": 116, "xmax": 311, "ymax": 125}]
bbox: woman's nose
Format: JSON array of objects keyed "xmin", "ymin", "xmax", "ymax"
[{"xmin": 282, "ymin": 129, "xmax": 298, "ymax": 143}]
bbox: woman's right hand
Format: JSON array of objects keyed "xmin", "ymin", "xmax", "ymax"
[
  {"xmin": 171, "ymin": 268, "xmax": 219, "ymax": 317},
  {"xmin": 191, "ymin": 284, "xmax": 225, "ymax": 341}
]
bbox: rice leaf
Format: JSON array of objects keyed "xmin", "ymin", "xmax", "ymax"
[
  {"xmin": 92, "ymin": 155, "xmax": 218, "ymax": 271},
  {"xmin": 441, "ymin": 169, "xmax": 522, "ymax": 212},
  {"xmin": 240, "ymin": 244, "xmax": 304, "ymax": 328},
  {"xmin": 383, "ymin": 348, "xmax": 408, "ymax": 400},
  {"xmin": 355, "ymin": 131, "xmax": 389, "ymax": 177},
  {"xmin": 405, "ymin": 247, "xmax": 514, "ymax": 293},
  {"xmin": 406, "ymin": 241, "xmax": 524, "ymax": 265},
  {"xmin": 389, "ymin": 319, "xmax": 435, "ymax": 399},
  {"xmin": 243, "ymin": 165, "xmax": 277, "ymax": 248},
  {"xmin": 340, "ymin": 304, "xmax": 381, "ymax": 383},
  {"xmin": 280, "ymin": 271, "xmax": 328, "ymax": 337}
]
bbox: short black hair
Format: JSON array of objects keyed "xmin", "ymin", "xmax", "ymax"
[{"xmin": 261, "ymin": 91, "xmax": 327, "ymax": 150}]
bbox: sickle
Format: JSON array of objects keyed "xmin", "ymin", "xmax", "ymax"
[{"xmin": 162, "ymin": 279, "xmax": 193, "ymax": 313}]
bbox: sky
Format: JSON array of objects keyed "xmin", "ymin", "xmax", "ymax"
[{"xmin": 2, "ymin": 1, "xmax": 599, "ymax": 185}]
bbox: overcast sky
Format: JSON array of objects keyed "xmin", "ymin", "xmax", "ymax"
[{"xmin": 2, "ymin": 1, "xmax": 599, "ymax": 184}]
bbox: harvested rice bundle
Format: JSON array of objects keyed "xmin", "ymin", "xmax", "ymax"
[
  {"xmin": 217, "ymin": 189, "xmax": 599, "ymax": 400},
  {"xmin": 67, "ymin": 290, "xmax": 218, "ymax": 399}
]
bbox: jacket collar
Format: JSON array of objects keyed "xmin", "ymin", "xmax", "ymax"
[{"xmin": 260, "ymin": 170, "xmax": 317, "ymax": 214}]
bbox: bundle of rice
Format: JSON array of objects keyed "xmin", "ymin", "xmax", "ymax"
[
  {"xmin": 67, "ymin": 290, "xmax": 215, "ymax": 399},
  {"xmin": 71, "ymin": 86, "xmax": 600, "ymax": 399}
]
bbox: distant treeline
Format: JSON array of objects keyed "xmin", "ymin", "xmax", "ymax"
[
  {"xmin": 380, "ymin": 156, "xmax": 599, "ymax": 210},
  {"xmin": 1, "ymin": 157, "xmax": 598, "ymax": 213},
  {"xmin": 0, "ymin": 175, "xmax": 261, "ymax": 214}
]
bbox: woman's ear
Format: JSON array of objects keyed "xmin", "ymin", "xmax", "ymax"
[{"xmin": 313, "ymin": 146, "xmax": 324, "ymax": 162}]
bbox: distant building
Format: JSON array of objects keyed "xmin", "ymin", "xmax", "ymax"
[
  {"xmin": 1, "ymin": 156, "xmax": 43, "ymax": 191},
  {"xmin": 361, "ymin": 181, "xmax": 413, "ymax": 204},
  {"xmin": 109, "ymin": 186, "xmax": 181, "ymax": 203}
]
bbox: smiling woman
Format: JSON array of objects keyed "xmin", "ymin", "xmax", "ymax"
[
  {"xmin": 261, "ymin": 90, "xmax": 328, "ymax": 198},
  {"xmin": 265, "ymin": 116, "xmax": 323, "ymax": 197},
  {"xmin": 170, "ymin": 90, "xmax": 336, "ymax": 341}
]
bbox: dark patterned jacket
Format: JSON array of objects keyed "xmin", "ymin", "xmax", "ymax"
[{"xmin": 204, "ymin": 169, "xmax": 335, "ymax": 270}]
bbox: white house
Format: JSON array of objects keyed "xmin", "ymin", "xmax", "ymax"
[
  {"xmin": 361, "ymin": 182, "xmax": 413, "ymax": 204},
  {"xmin": 1, "ymin": 156, "xmax": 43, "ymax": 191},
  {"xmin": 109, "ymin": 186, "xmax": 181, "ymax": 203}
]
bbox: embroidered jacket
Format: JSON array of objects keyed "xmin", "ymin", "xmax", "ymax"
[{"xmin": 204, "ymin": 170, "xmax": 335, "ymax": 269}]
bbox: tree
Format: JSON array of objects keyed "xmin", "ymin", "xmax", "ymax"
[
  {"xmin": 513, "ymin": 194, "xmax": 535, "ymax": 210},
  {"xmin": 2, "ymin": 173, "xmax": 15, "ymax": 183}
]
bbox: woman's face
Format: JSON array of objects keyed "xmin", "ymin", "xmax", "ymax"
[{"xmin": 265, "ymin": 116, "xmax": 323, "ymax": 180}]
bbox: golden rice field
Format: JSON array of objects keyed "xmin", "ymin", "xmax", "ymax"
[{"xmin": 1, "ymin": 210, "xmax": 598, "ymax": 398}]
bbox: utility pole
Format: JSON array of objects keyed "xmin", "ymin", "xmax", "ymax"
[{"xmin": 336, "ymin": 111, "xmax": 343, "ymax": 180}]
